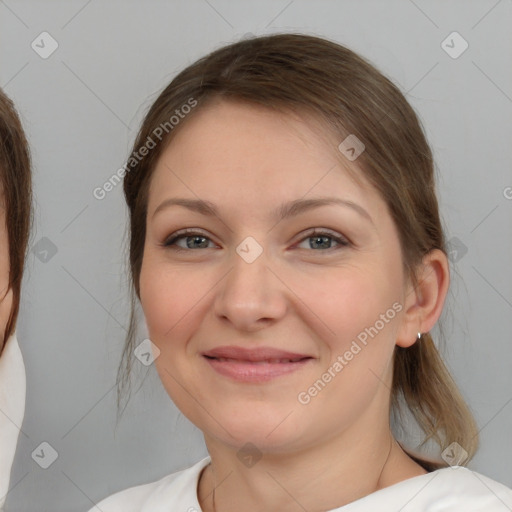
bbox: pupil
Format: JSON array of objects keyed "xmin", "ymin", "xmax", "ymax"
[
  {"xmin": 312, "ymin": 236, "xmax": 330, "ymax": 249},
  {"xmin": 188, "ymin": 236, "xmax": 208, "ymax": 249}
]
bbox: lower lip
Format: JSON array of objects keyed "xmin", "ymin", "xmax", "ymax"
[{"xmin": 204, "ymin": 357, "xmax": 312, "ymax": 382}]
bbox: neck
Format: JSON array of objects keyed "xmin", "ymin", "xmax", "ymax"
[{"xmin": 198, "ymin": 422, "xmax": 425, "ymax": 512}]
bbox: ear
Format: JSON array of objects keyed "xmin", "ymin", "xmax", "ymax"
[{"xmin": 395, "ymin": 249, "xmax": 450, "ymax": 348}]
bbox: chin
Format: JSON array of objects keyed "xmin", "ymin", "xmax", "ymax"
[{"xmin": 202, "ymin": 410, "xmax": 309, "ymax": 453}]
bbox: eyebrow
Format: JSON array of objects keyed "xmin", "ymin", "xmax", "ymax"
[{"xmin": 152, "ymin": 197, "xmax": 374, "ymax": 224}]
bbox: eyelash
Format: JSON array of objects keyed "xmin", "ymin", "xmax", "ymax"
[{"xmin": 161, "ymin": 228, "xmax": 350, "ymax": 253}]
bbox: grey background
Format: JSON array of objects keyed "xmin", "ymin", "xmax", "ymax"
[{"xmin": 1, "ymin": 0, "xmax": 511, "ymax": 510}]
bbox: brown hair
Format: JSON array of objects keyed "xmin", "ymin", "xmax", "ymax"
[
  {"xmin": 118, "ymin": 33, "xmax": 479, "ymax": 465},
  {"xmin": 0, "ymin": 88, "xmax": 32, "ymax": 355}
]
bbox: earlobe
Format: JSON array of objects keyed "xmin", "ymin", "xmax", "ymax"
[{"xmin": 395, "ymin": 249, "xmax": 450, "ymax": 348}]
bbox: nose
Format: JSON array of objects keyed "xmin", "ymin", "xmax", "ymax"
[{"xmin": 212, "ymin": 243, "xmax": 288, "ymax": 332}]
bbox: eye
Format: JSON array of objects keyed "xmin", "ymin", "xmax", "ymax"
[
  {"xmin": 295, "ymin": 229, "xmax": 350, "ymax": 251},
  {"xmin": 162, "ymin": 229, "xmax": 217, "ymax": 251},
  {"xmin": 161, "ymin": 228, "xmax": 350, "ymax": 252}
]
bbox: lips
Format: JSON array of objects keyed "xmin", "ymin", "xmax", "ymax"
[
  {"xmin": 202, "ymin": 346, "xmax": 314, "ymax": 382},
  {"xmin": 201, "ymin": 345, "xmax": 312, "ymax": 363},
  {"xmin": 212, "ymin": 357, "xmax": 305, "ymax": 363}
]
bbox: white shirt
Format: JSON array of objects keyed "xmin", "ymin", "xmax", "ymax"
[
  {"xmin": 0, "ymin": 333, "xmax": 26, "ymax": 511},
  {"xmin": 89, "ymin": 455, "xmax": 512, "ymax": 511}
]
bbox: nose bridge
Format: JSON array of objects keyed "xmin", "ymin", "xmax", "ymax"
[{"xmin": 213, "ymin": 235, "xmax": 286, "ymax": 329}]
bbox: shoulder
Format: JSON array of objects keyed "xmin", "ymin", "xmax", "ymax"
[
  {"xmin": 342, "ymin": 466, "xmax": 512, "ymax": 511},
  {"xmin": 87, "ymin": 456, "xmax": 211, "ymax": 512},
  {"xmin": 425, "ymin": 466, "xmax": 512, "ymax": 509}
]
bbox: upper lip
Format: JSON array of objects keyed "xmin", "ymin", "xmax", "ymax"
[{"xmin": 202, "ymin": 346, "xmax": 313, "ymax": 362}]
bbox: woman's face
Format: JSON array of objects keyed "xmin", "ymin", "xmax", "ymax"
[{"xmin": 140, "ymin": 100, "xmax": 411, "ymax": 453}]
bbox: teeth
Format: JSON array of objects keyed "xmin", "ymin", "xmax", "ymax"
[{"xmin": 214, "ymin": 357, "xmax": 304, "ymax": 363}]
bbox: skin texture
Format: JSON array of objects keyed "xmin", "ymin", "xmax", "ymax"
[
  {"xmin": 139, "ymin": 100, "xmax": 449, "ymax": 511},
  {"xmin": 0, "ymin": 196, "xmax": 13, "ymax": 350}
]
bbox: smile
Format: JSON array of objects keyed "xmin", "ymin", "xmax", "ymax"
[
  {"xmin": 210, "ymin": 357, "xmax": 307, "ymax": 364},
  {"xmin": 201, "ymin": 345, "xmax": 315, "ymax": 382}
]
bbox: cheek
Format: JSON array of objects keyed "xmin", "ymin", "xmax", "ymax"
[
  {"xmin": 295, "ymin": 270, "xmax": 399, "ymax": 423},
  {"xmin": 301, "ymin": 265, "xmax": 401, "ymax": 406},
  {"xmin": 305, "ymin": 266, "xmax": 399, "ymax": 346},
  {"xmin": 139, "ymin": 254, "xmax": 215, "ymax": 350},
  {"xmin": 140, "ymin": 260, "xmax": 185, "ymax": 341},
  {"xmin": 138, "ymin": 254, "xmax": 217, "ymax": 425}
]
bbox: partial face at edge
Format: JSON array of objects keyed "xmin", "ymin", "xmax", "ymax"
[
  {"xmin": 0, "ymin": 191, "xmax": 13, "ymax": 351},
  {"xmin": 138, "ymin": 100, "xmax": 410, "ymax": 453}
]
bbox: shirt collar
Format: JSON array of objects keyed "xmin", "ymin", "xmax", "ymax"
[{"xmin": 0, "ymin": 332, "xmax": 26, "ymax": 509}]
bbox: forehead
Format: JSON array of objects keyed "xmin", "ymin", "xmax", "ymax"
[{"xmin": 147, "ymin": 100, "xmax": 384, "ymax": 219}]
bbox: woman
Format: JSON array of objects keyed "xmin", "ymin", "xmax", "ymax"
[
  {"xmin": 90, "ymin": 33, "xmax": 512, "ymax": 511},
  {"xmin": 0, "ymin": 88, "xmax": 32, "ymax": 510}
]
